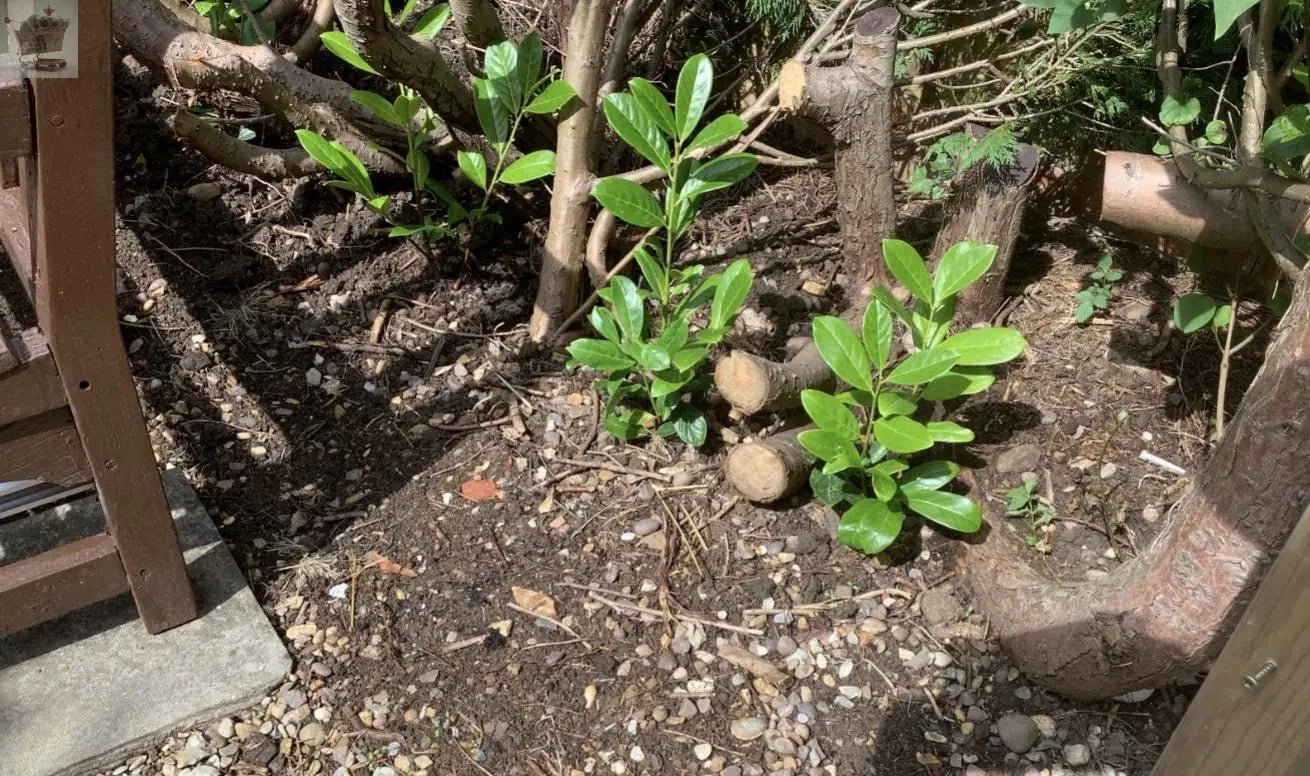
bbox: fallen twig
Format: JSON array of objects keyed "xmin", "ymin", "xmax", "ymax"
[{"xmin": 587, "ymin": 591, "xmax": 764, "ymax": 636}]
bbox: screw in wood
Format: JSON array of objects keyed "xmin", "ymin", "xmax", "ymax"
[{"xmin": 1242, "ymin": 659, "xmax": 1278, "ymax": 689}]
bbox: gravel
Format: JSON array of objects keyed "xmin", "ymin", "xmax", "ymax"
[{"xmin": 998, "ymin": 713, "xmax": 1041, "ymax": 754}]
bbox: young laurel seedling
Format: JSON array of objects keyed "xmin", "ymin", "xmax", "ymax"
[{"xmin": 801, "ymin": 239, "xmax": 1027, "ymax": 556}]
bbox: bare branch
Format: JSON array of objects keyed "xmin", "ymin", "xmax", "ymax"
[
  {"xmin": 900, "ymin": 5, "xmax": 1023, "ymax": 50},
  {"xmin": 170, "ymin": 110, "xmax": 324, "ymax": 179},
  {"xmin": 286, "ymin": 0, "xmax": 336, "ymax": 63}
]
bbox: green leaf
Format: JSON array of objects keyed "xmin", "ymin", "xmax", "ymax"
[
  {"xmin": 672, "ymin": 407, "xmax": 708, "ymax": 447},
  {"xmin": 872, "ymin": 286, "xmax": 913, "ymax": 324},
  {"xmin": 499, "ymin": 150, "xmax": 556, "ymax": 184},
  {"xmin": 710, "ymin": 258, "xmax": 753, "ymax": 331},
  {"xmin": 810, "ymin": 469, "xmax": 861, "ymax": 507},
  {"xmin": 871, "ymin": 468, "xmax": 897, "ymax": 502},
  {"xmin": 886, "ymin": 347, "xmax": 960, "ymax": 386},
  {"xmin": 1212, "ymin": 304, "xmax": 1233, "ymax": 329},
  {"xmin": 628, "ymin": 78, "xmax": 677, "ymax": 137},
  {"xmin": 296, "ymin": 129, "xmax": 348, "ymax": 177},
  {"xmin": 871, "ymin": 459, "xmax": 909, "ymax": 478},
  {"xmin": 473, "ymin": 77, "xmax": 509, "ymax": 146},
  {"xmin": 604, "ymin": 93, "xmax": 670, "ymax": 170},
  {"xmin": 516, "ymin": 33, "xmax": 543, "ymax": 95},
  {"xmin": 883, "ymin": 239, "xmax": 934, "ymax": 306},
  {"xmin": 1159, "ymin": 95, "xmax": 1201, "ymax": 127},
  {"xmin": 392, "ymin": 0, "xmax": 418, "ymax": 24},
  {"xmin": 655, "ymin": 320, "xmax": 690, "ymax": 353},
  {"xmin": 651, "ymin": 372, "xmax": 691, "ymax": 399},
  {"xmin": 933, "ymin": 241, "xmax": 996, "ymax": 301},
  {"xmin": 876, "ymin": 390, "xmax": 917, "ymax": 417},
  {"xmin": 566, "ymin": 339, "xmax": 635, "ymax": 372},
  {"xmin": 922, "ymin": 368, "xmax": 995, "ymax": 400},
  {"xmin": 406, "ymin": 145, "xmax": 430, "ymax": 186},
  {"xmin": 939, "ymin": 328, "xmax": 1027, "ymax": 366},
  {"xmin": 1174, "ymin": 293, "xmax": 1217, "ymax": 334},
  {"xmin": 457, "ymin": 150, "xmax": 488, "ymax": 191},
  {"xmin": 671, "ymin": 345, "xmax": 709, "ymax": 372},
  {"xmin": 798, "ymin": 429, "xmax": 860, "ymax": 465},
  {"xmin": 926, "ymin": 421, "xmax": 974, "ymax": 443},
  {"xmin": 484, "ymin": 39, "xmax": 518, "ymax": 84},
  {"xmin": 608, "ymin": 275, "xmax": 645, "ymax": 341},
  {"xmin": 1213, "ymin": 0, "xmax": 1261, "ymax": 39},
  {"xmin": 606, "ymin": 407, "xmax": 654, "ymax": 440},
  {"xmin": 837, "ymin": 499, "xmax": 903, "ymax": 556},
  {"xmin": 900, "ymin": 460, "xmax": 958, "ymax": 493},
  {"xmin": 862, "ymin": 298, "xmax": 893, "ymax": 371},
  {"xmin": 686, "ymin": 114, "xmax": 748, "ymax": 152},
  {"xmin": 349, "ymin": 91, "xmax": 400, "ymax": 126},
  {"xmin": 592, "ymin": 177, "xmax": 663, "ymax": 228},
  {"xmin": 1263, "ymin": 105, "xmax": 1310, "ymax": 165},
  {"xmin": 1205, "ymin": 119, "xmax": 1229, "ymax": 145},
  {"xmin": 632, "ymin": 242, "xmax": 668, "ymax": 300},
  {"xmin": 682, "ymin": 153, "xmax": 759, "ymax": 200},
  {"xmin": 812, "ymin": 316, "xmax": 873, "ymax": 392},
  {"xmin": 905, "ymin": 490, "xmax": 982, "ymax": 533},
  {"xmin": 320, "ymin": 31, "xmax": 380, "ymax": 75},
  {"xmin": 625, "ymin": 341, "xmax": 671, "ymax": 370},
  {"xmin": 873, "ymin": 415, "xmax": 934, "ymax": 454},
  {"xmin": 801, "ymin": 389, "xmax": 860, "ymax": 440},
  {"xmin": 674, "ymin": 53, "xmax": 713, "ymax": 141},
  {"xmin": 589, "ymin": 306, "xmax": 621, "ymax": 343},
  {"xmin": 413, "ymin": 3, "xmax": 452, "ymax": 38},
  {"xmin": 524, "ymin": 80, "xmax": 576, "ymax": 114}
]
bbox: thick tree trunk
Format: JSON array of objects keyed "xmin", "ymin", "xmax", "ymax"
[
  {"xmin": 779, "ymin": 6, "xmax": 900, "ymax": 294},
  {"xmin": 529, "ymin": 0, "xmax": 616, "ymax": 343},
  {"xmin": 725, "ymin": 426, "xmax": 812, "ymax": 503},
  {"xmin": 965, "ymin": 267, "xmax": 1310, "ymax": 700},
  {"xmin": 931, "ymin": 131, "xmax": 1041, "ymax": 323}
]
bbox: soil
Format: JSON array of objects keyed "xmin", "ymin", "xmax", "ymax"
[{"xmin": 49, "ymin": 73, "xmax": 1271, "ymax": 776}]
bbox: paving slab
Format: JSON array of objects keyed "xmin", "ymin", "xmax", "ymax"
[{"xmin": 0, "ymin": 470, "xmax": 291, "ymax": 776}]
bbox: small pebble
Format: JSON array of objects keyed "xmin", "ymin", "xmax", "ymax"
[
  {"xmin": 694, "ymin": 743, "xmax": 713, "ymax": 761},
  {"xmin": 731, "ymin": 717, "xmax": 767, "ymax": 741}
]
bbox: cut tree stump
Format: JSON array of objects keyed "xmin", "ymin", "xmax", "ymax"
[
  {"xmin": 715, "ymin": 341, "xmax": 833, "ymax": 415},
  {"xmin": 724, "ymin": 425, "xmax": 812, "ymax": 503}
]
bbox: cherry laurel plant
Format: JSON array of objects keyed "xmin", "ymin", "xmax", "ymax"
[
  {"xmin": 566, "ymin": 55, "xmax": 758, "ymax": 447},
  {"xmin": 802, "ymin": 239, "xmax": 1027, "ymax": 556}
]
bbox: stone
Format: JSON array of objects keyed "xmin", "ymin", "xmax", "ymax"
[
  {"xmin": 188, "ymin": 182, "xmax": 223, "ymax": 201},
  {"xmin": 216, "ymin": 719, "xmax": 235, "ymax": 740},
  {"xmin": 677, "ymin": 699, "xmax": 698, "ymax": 719},
  {"xmin": 997, "ymin": 444, "xmax": 1042, "ymax": 473},
  {"xmin": 731, "ymin": 717, "xmax": 768, "ymax": 741},
  {"xmin": 776, "ymin": 635, "xmax": 798, "ymax": 658},
  {"xmin": 632, "ymin": 518, "xmax": 661, "ymax": 536},
  {"xmin": 298, "ymin": 723, "xmax": 328, "ymax": 747},
  {"xmin": 0, "ymin": 472, "xmax": 291, "ymax": 776},
  {"xmin": 785, "ymin": 533, "xmax": 822, "ymax": 555},
  {"xmin": 1014, "ymin": 686, "xmax": 1033, "ymax": 700},
  {"xmin": 694, "ymin": 743, "xmax": 714, "ymax": 761},
  {"xmin": 919, "ymin": 589, "xmax": 962, "ymax": 626},
  {"xmin": 997, "ymin": 714, "xmax": 1041, "ymax": 754},
  {"xmin": 1064, "ymin": 744, "xmax": 1091, "ymax": 767}
]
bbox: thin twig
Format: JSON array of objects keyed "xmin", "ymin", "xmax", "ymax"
[{"xmin": 588, "ymin": 591, "xmax": 764, "ymax": 636}]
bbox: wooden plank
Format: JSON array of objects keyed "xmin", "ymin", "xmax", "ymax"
[
  {"xmin": 0, "ymin": 162, "xmax": 32, "ymax": 293},
  {"xmin": 1153, "ymin": 502, "xmax": 1310, "ymax": 775},
  {"xmin": 0, "ymin": 333, "xmax": 13, "ymax": 373},
  {"xmin": 0, "ymin": 327, "xmax": 67, "ymax": 426},
  {"xmin": 0, "ymin": 533, "xmax": 130, "ymax": 637},
  {"xmin": 0, "ymin": 79, "xmax": 31, "ymax": 160},
  {"xmin": 29, "ymin": 0, "xmax": 197, "ymax": 635},
  {"xmin": 0, "ymin": 407, "xmax": 91, "ymax": 486}
]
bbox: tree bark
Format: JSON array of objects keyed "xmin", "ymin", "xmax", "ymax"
[
  {"xmin": 170, "ymin": 111, "xmax": 336, "ymax": 179},
  {"xmin": 779, "ymin": 5, "xmax": 900, "ymax": 294},
  {"xmin": 450, "ymin": 0, "xmax": 505, "ymax": 48},
  {"xmin": 725, "ymin": 425, "xmax": 812, "ymax": 503},
  {"xmin": 529, "ymin": 0, "xmax": 617, "ymax": 343},
  {"xmin": 931, "ymin": 129, "xmax": 1042, "ymax": 323},
  {"xmin": 965, "ymin": 265, "xmax": 1310, "ymax": 700}
]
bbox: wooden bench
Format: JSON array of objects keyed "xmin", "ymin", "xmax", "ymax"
[{"xmin": 0, "ymin": 0, "xmax": 197, "ymax": 636}]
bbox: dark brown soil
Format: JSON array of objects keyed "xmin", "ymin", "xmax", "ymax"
[{"xmin": 58, "ymin": 75, "xmax": 1270, "ymax": 776}]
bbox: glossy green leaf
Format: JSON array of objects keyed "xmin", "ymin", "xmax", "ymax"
[
  {"xmin": 812, "ymin": 316, "xmax": 873, "ymax": 392},
  {"xmin": 457, "ymin": 150, "xmax": 488, "ymax": 191},
  {"xmin": 672, "ymin": 407, "xmax": 708, "ymax": 447},
  {"xmin": 671, "ymin": 345, "xmax": 709, "ymax": 372},
  {"xmin": 810, "ymin": 469, "xmax": 861, "ymax": 507},
  {"xmin": 632, "ymin": 241, "xmax": 668, "ymax": 301},
  {"xmin": 871, "ymin": 468, "xmax": 897, "ymax": 502},
  {"xmin": 1263, "ymin": 105, "xmax": 1310, "ymax": 164},
  {"xmin": 625, "ymin": 341, "xmax": 671, "ymax": 370},
  {"xmin": 710, "ymin": 258, "xmax": 753, "ymax": 331},
  {"xmin": 1159, "ymin": 94, "xmax": 1201, "ymax": 126},
  {"xmin": 871, "ymin": 459, "xmax": 909, "ymax": 478},
  {"xmin": 682, "ymin": 153, "xmax": 758, "ymax": 200},
  {"xmin": 1213, "ymin": 0, "xmax": 1260, "ymax": 39},
  {"xmin": 882, "ymin": 239, "xmax": 934, "ymax": 306},
  {"xmin": 1213, "ymin": 304, "xmax": 1233, "ymax": 329},
  {"xmin": 801, "ymin": 389, "xmax": 860, "ymax": 440},
  {"xmin": 674, "ymin": 53, "xmax": 713, "ymax": 141},
  {"xmin": 655, "ymin": 320, "xmax": 689, "ymax": 353},
  {"xmin": 926, "ymin": 420, "xmax": 974, "ymax": 443},
  {"xmin": 473, "ymin": 77, "xmax": 509, "ymax": 146},
  {"xmin": 350, "ymin": 90, "xmax": 400, "ymax": 126},
  {"xmin": 650, "ymin": 372, "xmax": 691, "ymax": 399},
  {"xmin": 798, "ymin": 429, "xmax": 860, "ymax": 465},
  {"xmin": 566, "ymin": 338, "xmax": 635, "ymax": 372},
  {"xmin": 933, "ymin": 241, "xmax": 996, "ymax": 301},
  {"xmin": 872, "ymin": 286, "xmax": 912, "ymax": 324},
  {"xmin": 939, "ymin": 328, "xmax": 1027, "ymax": 366},
  {"xmin": 886, "ymin": 347, "xmax": 960, "ymax": 386},
  {"xmin": 484, "ymin": 39, "xmax": 518, "ymax": 83},
  {"xmin": 604, "ymin": 93, "xmax": 670, "ymax": 170},
  {"xmin": 499, "ymin": 150, "xmax": 556, "ymax": 184},
  {"xmin": 1174, "ymin": 293, "xmax": 1217, "ymax": 334},
  {"xmin": 296, "ymin": 129, "xmax": 348, "ymax": 178},
  {"xmin": 862, "ymin": 298, "xmax": 893, "ymax": 370},
  {"xmin": 412, "ymin": 3, "xmax": 452, "ymax": 38},
  {"xmin": 873, "ymin": 415, "xmax": 934, "ymax": 454},
  {"xmin": 588, "ymin": 306, "xmax": 621, "ymax": 343},
  {"xmin": 628, "ymin": 78, "xmax": 677, "ymax": 137},
  {"xmin": 525, "ymin": 80, "xmax": 577, "ymax": 114},
  {"xmin": 899, "ymin": 460, "xmax": 958, "ymax": 493},
  {"xmin": 905, "ymin": 490, "xmax": 982, "ymax": 533},
  {"xmin": 687, "ymin": 114, "xmax": 748, "ymax": 152},
  {"xmin": 837, "ymin": 499, "xmax": 903, "ymax": 556},
  {"xmin": 516, "ymin": 32, "xmax": 543, "ymax": 95},
  {"xmin": 608, "ymin": 275, "xmax": 645, "ymax": 341},
  {"xmin": 592, "ymin": 177, "xmax": 664, "ymax": 228},
  {"xmin": 606, "ymin": 407, "xmax": 654, "ymax": 439},
  {"xmin": 320, "ymin": 31, "xmax": 380, "ymax": 75},
  {"xmin": 1205, "ymin": 119, "xmax": 1229, "ymax": 145},
  {"xmin": 876, "ymin": 390, "xmax": 917, "ymax": 417},
  {"xmin": 922, "ymin": 368, "xmax": 996, "ymax": 400}
]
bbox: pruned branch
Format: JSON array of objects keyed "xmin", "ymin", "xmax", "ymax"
[{"xmin": 170, "ymin": 111, "xmax": 326, "ymax": 179}]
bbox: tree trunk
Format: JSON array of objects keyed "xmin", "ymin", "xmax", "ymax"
[
  {"xmin": 778, "ymin": 5, "xmax": 900, "ymax": 294},
  {"xmin": 528, "ymin": 0, "xmax": 617, "ymax": 343},
  {"xmin": 965, "ymin": 266, "xmax": 1310, "ymax": 700},
  {"xmin": 450, "ymin": 0, "xmax": 505, "ymax": 48},
  {"xmin": 931, "ymin": 130, "xmax": 1042, "ymax": 323}
]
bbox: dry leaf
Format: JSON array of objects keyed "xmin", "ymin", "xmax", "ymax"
[
  {"xmin": 538, "ymin": 488, "xmax": 555, "ymax": 513},
  {"xmin": 718, "ymin": 646, "xmax": 788, "ymax": 684},
  {"xmin": 365, "ymin": 550, "xmax": 418, "ymax": 577},
  {"xmin": 512, "ymin": 586, "xmax": 558, "ymax": 618},
  {"xmin": 460, "ymin": 477, "xmax": 502, "ymax": 501},
  {"xmin": 584, "ymin": 683, "xmax": 597, "ymax": 709},
  {"xmin": 490, "ymin": 620, "xmax": 513, "ymax": 638}
]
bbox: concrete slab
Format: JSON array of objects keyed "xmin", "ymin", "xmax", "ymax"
[{"xmin": 0, "ymin": 470, "xmax": 291, "ymax": 776}]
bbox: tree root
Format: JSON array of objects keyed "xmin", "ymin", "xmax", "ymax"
[
  {"xmin": 724, "ymin": 425, "xmax": 812, "ymax": 503},
  {"xmin": 170, "ymin": 111, "xmax": 324, "ymax": 179}
]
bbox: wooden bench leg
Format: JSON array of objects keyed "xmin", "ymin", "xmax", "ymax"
[{"xmin": 28, "ymin": 0, "xmax": 197, "ymax": 633}]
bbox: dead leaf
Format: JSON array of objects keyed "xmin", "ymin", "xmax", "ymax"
[
  {"xmin": 512, "ymin": 586, "xmax": 558, "ymax": 618},
  {"xmin": 538, "ymin": 488, "xmax": 555, "ymax": 513},
  {"xmin": 489, "ymin": 620, "xmax": 513, "ymax": 638},
  {"xmin": 461, "ymin": 478, "xmax": 502, "ymax": 501},
  {"xmin": 365, "ymin": 550, "xmax": 418, "ymax": 577},
  {"xmin": 718, "ymin": 646, "xmax": 788, "ymax": 684}
]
